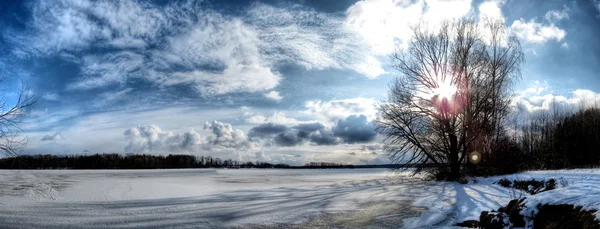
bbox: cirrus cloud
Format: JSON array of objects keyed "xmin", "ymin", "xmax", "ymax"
[{"xmin": 7, "ymin": 0, "xmax": 386, "ymax": 96}]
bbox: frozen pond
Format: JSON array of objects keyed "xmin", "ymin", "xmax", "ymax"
[{"xmin": 0, "ymin": 169, "xmax": 429, "ymax": 229}]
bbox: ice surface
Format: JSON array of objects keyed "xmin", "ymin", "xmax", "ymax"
[
  {"xmin": 2, "ymin": 168, "xmax": 598, "ymax": 228},
  {"xmin": 0, "ymin": 169, "xmax": 427, "ymax": 228}
]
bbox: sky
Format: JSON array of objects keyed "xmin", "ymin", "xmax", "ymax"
[{"xmin": 1, "ymin": 0, "xmax": 600, "ymax": 165}]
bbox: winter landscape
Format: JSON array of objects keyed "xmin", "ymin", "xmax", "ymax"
[{"xmin": 2, "ymin": 0, "xmax": 600, "ymax": 228}]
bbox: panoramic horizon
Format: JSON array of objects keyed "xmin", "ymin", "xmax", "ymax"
[{"xmin": 1, "ymin": 0, "xmax": 600, "ymax": 166}]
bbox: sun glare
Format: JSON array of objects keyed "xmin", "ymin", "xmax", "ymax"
[
  {"xmin": 433, "ymin": 78, "xmax": 457, "ymax": 100},
  {"xmin": 429, "ymin": 77, "xmax": 463, "ymax": 117}
]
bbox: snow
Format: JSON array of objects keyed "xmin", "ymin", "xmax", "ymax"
[
  {"xmin": 1, "ymin": 168, "xmax": 599, "ymax": 228},
  {"xmin": 0, "ymin": 169, "xmax": 428, "ymax": 229},
  {"xmin": 404, "ymin": 169, "xmax": 600, "ymax": 228}
]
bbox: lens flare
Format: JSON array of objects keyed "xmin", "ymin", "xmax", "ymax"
[{"xmin": 469, "ymin": 151, "xmax": 481, "ymax": 164}]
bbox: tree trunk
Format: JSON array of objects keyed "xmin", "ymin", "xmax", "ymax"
[{"xmin": 449, "ymin": 132, "xmax": 460, "ymax": 181}]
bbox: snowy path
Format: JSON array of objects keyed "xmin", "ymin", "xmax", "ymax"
[{"xmin": 0, "ymin": 169, "xmax": 429, "ymax": 229}]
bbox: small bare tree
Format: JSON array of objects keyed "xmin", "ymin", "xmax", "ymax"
[
  {"xmin": 0, "ymin": 77, "xmax": 36, "ymax": 157},
  {"xmin": 376, "ymin": 18, "xmax": 524, "ymax": 180}
]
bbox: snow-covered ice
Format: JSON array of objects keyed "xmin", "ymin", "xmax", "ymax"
[
  {"xmin": 1, "ymin": 168, "xmax": 599, "ymax": 228},
  {"xmin": 0, "ymin": 169, "xmax": 428, "ymax": 229}
]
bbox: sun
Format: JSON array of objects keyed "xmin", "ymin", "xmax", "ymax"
[
  {"xmin": 432, "ymin": 77, "xmax": 457, "ymax": 100},
  {"xmin": 429, "ymin": 77, "xmax": 462, "ymax": 117}
]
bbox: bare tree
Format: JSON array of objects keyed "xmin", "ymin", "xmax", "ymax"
[
  {"xmin": 376, "ymin": 19, "xmax": 524, "ymax": 180},
  {"xmin": 0, "ymin": 77, "xmax": 37, "ymax": 157}
]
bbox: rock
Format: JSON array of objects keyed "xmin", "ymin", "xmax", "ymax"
[
  {"xmin": 480, "ymin": 211, "xmax": 508, "ymax": 229},
  {"xmin": 455, "ymin": 220, "xmax": 479, "ymax": 228}
]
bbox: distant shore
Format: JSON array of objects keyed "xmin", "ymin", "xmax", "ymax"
[{"xmin": 0, "ymin": 153, "xmax": 423, "ymax": 170}]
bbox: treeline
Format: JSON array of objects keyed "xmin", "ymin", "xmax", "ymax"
[
  {"xmin": 0, "ymin": 154, "xmax": 397, "ymax": 170},
  {"xmin": 301, "ymin": 162, "xmax": 399, "ymax": 169},
  {"xmin": 517, "ymin": 107, "xmax": 600, "ymax": 170},
  {"xmin": 471, "ymin": 106, "xmax": 600, "ymax": 176},
  {"xmin": 0, "ymin": 154, "xmax": 291, "ymax": 169}
]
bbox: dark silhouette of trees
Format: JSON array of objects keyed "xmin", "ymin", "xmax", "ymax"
[
  {"xmin": 0, "ymin": 154, "xmax": 247, "ymax": 169},
  {"xmin": 376, "ymin": 19, "xmax": 525, "ymax": 180},
  {"xmin": 0, "ymin": 154, "xmax": 289, "ymax": 169},
  {"xmin": 517, "ymin": 107, "xmax": 600, "ymax": 170},
  {"xmin": 0, "ymin": 153, "xmax": 402, "ymax": 170},
  {"xmin": 0, "ymin": 78, "xmax": 36, "ymax": 157},
  {"xmin": 0, "ymin": 153, "xmax": 295, "ymax": 169}
]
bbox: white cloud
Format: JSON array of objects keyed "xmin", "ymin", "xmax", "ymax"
[
  {"xmin": 345, "ymin": 0, "xmax": 472, "ymax": 55},
  {"xmin": 520, "ymin": 80, "xmax": 548, "ymax": 95},
  {"xmin": 12, "ymin": 0, "xmax": 110, "ymax": 56},
  {"xmin": 202, "ymin": 121, "xmax": 255, "ymax": 151},
  {"xmin": 159, "ymin": 13, "xmax": 281, "ymax": 95},
  {"xmin": 243, "ymin": 108, "xmax": 301, "ymax": 125},
  {"xmin": 248, "ymin": 3, "xmax": 386, "ymax": 79},
  {"xmin": 11, "ymin": 0, "xmax": 388, "ymax": 96},
  {"xmin": 123, "ymin": 121, "xmax": 256, "ymax": 155},
  {"xmin": 123, "ymin": 125, "xmax": 197, "ymax": 154},
  {"xmin": 100, "ymin": 88, "xmax": 134, "ymax": 102},
  {"xmin": 304, "ymin": 97, "xmax": 377, "ymax": 122},
  {"xmin": 168, "ymin": 65, "xmax": 280, "ymax": 95},
  {"xmin": 69, "ymin": 52, "xmax": 145, "ymax": 90},
  {"xmin": 476, "ymin": 0, "xmax": 512, "ymax": 47},
  {"xmin": 510, "ymin": 19, "xmax": 566, "ymax": 44},
  {"xmin": 90, "ymin": 1, "xmax": 166, "ymax": 49},
  {"xmin": 43, "ymin": 93, "xmax": 60, "ymax": 101},
  {"xmin": 545, "ymin": 6, "xmax": 570, "ymax": 23},
  {"xmin": 264, "ymin": 91, "xmax": 283, "ymax": 101},
  {"xmin": 23, "ymin": 107, "xmax": 244, "ymax": 155},
  {"xmin": 478, "ymin": 0, "xmax": 505, "ymax": 21},
  {"xmin": 561, "ymin": 42, "xmax": 569, "ymax": 49},
  {"xmin": 9, "ymin": 0, "xmax": 168, "ymax": 56},
  {"xmin": 514, "ymin": 89, "xmax": 600, "ymax": 116},
  {"xmin": 510, "ymin": 7, "xmax": 568, "ymax": 44}
]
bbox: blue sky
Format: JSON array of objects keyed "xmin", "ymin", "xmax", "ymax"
[{"xmin": 1, "ymin": 0, "xmax": 599, "ymax": 165}]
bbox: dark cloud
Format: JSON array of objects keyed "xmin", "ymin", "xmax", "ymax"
[
  {"xmin": 41, "ymin": 132, "xmax": 63, "ymax": 141},
  {"xmin": 309, "ymin": 131, "xmax": 339, "ymax": 145},
  {"xmin": 274, "ymin": 132, "xmax": 304, "ymax": 147},
  {"xmin": 332, "ymin": 115, "xmax": 376, "ymax": 143},
  {"xmin": 251, "ymin": 121, "xmax": 332, "ymax": 147},
  {"xmin": 248, "ymin": 123, "xmax": 289, "ymax": 138},
  {"xmin": 293, "ymin": 122, "xmax": 325, "ymax": 132},
  {"xmin": 249, "ymin": 115, "xmax": 377, "ymax": 147},
  {"xmin": 297, "ymin": 130, "xmax": 311, "ymax": 139}
]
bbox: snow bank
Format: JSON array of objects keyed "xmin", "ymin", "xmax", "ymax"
[{"xmin": 403, "ymin": 168, "xmax": 600, "ymax": 228}]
